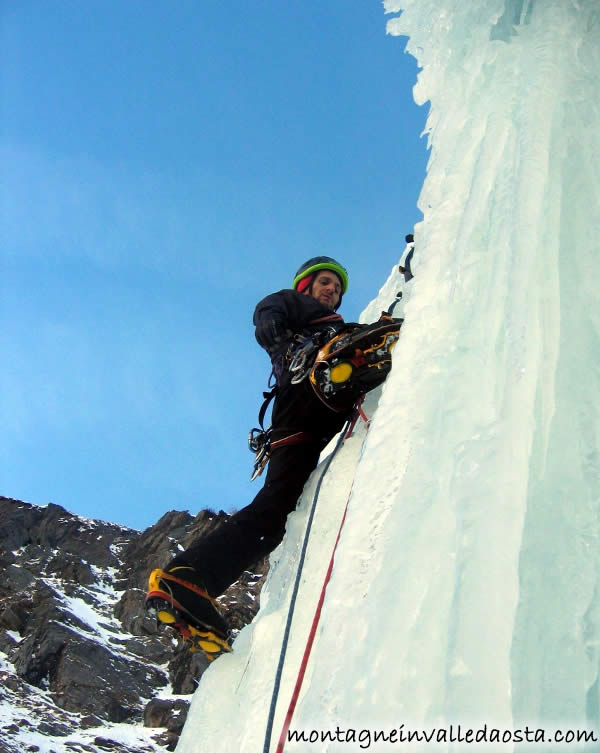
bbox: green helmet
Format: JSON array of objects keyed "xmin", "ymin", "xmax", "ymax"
[{"xmin": 292, "ymin": 256, "xmax": 349, "ymax": 295}]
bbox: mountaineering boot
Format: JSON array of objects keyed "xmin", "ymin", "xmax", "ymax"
[{"xmin": 145, "ymin": 565, "xmax": 231, "ymax": 660}]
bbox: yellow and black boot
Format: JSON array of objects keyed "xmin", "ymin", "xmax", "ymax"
[{"xmin": 145, "ymin": 566, "xmax": 231, "ymax": 660}]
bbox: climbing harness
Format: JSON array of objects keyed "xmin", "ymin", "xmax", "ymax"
[
  {"xmin": 249, "ymin": 429, "xmax": 314, "ymax": 481},
  {"xmin": 249, "ymin": 316, "xmax": 401, "ymax": 478},
  {"xmin": 248, "ymin": 386, "xmax": 277, "ymax": 480},
  {"xmin": 248, "ymin": 385, "xmax": 315, "ymax": 481},
  {"xmin": 247, "ymin": 326, "xmax": 337, "ymax": 481}
]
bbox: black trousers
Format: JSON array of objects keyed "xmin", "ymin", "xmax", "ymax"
[{"xmin": 170, "ymin": 379, "xmax": 349, "ymax": 597}]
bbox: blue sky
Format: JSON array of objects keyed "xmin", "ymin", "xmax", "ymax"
[{"xmin": 1, "ymin": 1, "xmax": 428, "ymax": 530}]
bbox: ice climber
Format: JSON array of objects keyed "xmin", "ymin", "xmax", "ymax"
[{"xmin": 145, "ymin": 257, "xmax": 355, "ymax": 659}]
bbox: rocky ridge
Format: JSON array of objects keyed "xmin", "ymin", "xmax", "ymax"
[{"xmin": 0, "ymin": 496, "xmax": 268, "ymax": 753}]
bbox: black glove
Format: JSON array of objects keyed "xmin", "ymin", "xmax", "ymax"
[{"xmin": 255, "ymin": 315, "xmax": 289, "ymax": 352}]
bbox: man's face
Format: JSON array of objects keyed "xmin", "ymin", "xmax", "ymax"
[{"xmin": 307, "ymin": 270, "xmax": 342, "ymax": 310}]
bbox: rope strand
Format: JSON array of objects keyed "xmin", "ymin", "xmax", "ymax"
[
  {"xmin": 262, "ymin": 415, "xmax": 353, "ymax": 753},
  {"xmin": 274, "ymin": 499, "xmax": 351, "ymax": 753}
]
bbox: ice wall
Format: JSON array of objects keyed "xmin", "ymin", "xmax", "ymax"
[
  {"xmin": 384, "ymin": 0, "xmax": 600, "ymax": 732},
  {"xmin": 177, "ymin": 2, "xmax": 600, "ymax": 750}
]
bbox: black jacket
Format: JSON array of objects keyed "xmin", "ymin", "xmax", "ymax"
[{"xmin": 253, "ymin": 289, "xmax": 345, "ymax": 384}]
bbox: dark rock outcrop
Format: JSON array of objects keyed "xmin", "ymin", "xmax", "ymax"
[{"xmin": 0, "ymin": 495, "xmax": 268, "ymax": 753}]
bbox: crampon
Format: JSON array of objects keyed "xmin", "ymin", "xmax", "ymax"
[
  {"xmin": 146, "ymin": 597, "xmax": 231, "ymax": 660},
  {"xmin": 145, "ymin": 568, "xmax": 232, "ymax": 661}
]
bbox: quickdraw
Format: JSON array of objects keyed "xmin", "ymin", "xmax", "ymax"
[
  {"xmin": 288, "ymin": 326, "xmax": 339, "ymax": 384},
  {"xmin": 248, "ymin": 427, "xmax": 313, "ymax": 481},
  {"xmin": 248, "ymin": 327, "xmax": 337, "ymax": 480},
  {"xmin": 248, "ymin": 386, "xmax": 314, "ymax": 481},
  {"xmin": 248, "ymin": 427, "xmax": 272, "ymax": 481}
]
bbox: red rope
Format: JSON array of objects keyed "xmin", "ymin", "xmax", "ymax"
[
  {"xmin": 345, "ymin": 395, "xmax": 369, "ymax": 438},
  {"xmin": 274, "ymin": 500, "xmax": 351, "ymax": 753}
]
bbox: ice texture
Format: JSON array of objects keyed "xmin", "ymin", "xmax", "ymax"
[{"xmin": 177, "ymin": 2, "xmax": 600, "ymax": 750}]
